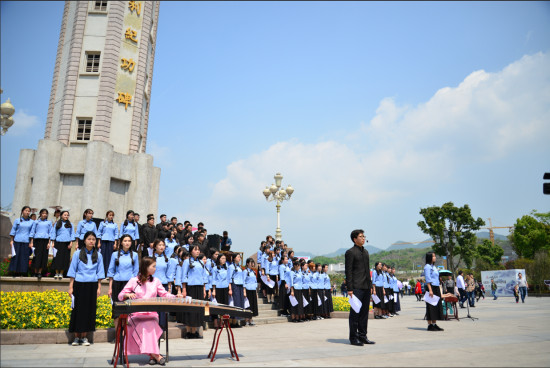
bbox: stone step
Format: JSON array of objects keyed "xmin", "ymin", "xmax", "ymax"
[{"xmin": 256, "ymin": 309, "xmax": 279, "ymax": 317}]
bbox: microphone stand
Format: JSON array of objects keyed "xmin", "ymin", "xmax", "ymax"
[{"xmin": 464, "ymin": 293, "xmax": 478, "ymax": 321}]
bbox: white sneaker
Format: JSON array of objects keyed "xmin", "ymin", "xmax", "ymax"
[
  {"xmin": 81, "ymin": 338, "xmax": 90, "ymax": 346},
  {"xmin": 72, "ymin": 338, "xmax": 80, "ymax": 346}
]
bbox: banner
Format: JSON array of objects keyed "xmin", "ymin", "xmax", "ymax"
[{"xmin": 481, "ymin": 269, "xmax": 525, "ymax": 297}]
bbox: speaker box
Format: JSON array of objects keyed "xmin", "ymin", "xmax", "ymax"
[{"xmin": 207, "ymin": 234, "xmax": 221, "ymax": 251}]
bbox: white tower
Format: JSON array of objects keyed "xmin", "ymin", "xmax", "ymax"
[{"xmin": 12, "ymin": 1, "xmax": 161, "ymax": 221}]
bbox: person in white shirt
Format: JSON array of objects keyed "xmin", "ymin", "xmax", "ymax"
[
  {"xmin": 456, "ymin": 270, "xmax": 467, "ymax": 308},
  {"xmin": 517, "ymin": 273, "xmax": 529, "ymax": 303}
]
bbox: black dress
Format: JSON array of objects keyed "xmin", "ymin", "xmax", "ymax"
[{"xmin": 425, "ymin": 285, "xmax": 443, "ymax": 320}]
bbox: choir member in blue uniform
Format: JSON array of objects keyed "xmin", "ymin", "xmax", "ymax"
[
  {"xmin": 372, "ymin": 262, "xmax": 386, "ymax": 319},
  {"xmin": 151, "ymin": 239, "xmax": 177, "ymax": 336},
  {"xmin": 244, "ymin": 258, "xmax": 258, "ymax": 326},
  {"xmin": 211, "ymin": 252, "xmax": 229, "ymax": 328},
  {"xmin": 424, "ymin": 252, "xmax": 444, "ymax": 331},
  {"xmin": 107, "ymin": 233, "xmax": 138, "ymax": 328},
  {"xmin": 266, "ymin": 251, "xmax": 280, "ymax": 303},
  {"xmin": 9, "ymin": 206, "xmax": 34, "ymax": 277},
  {"xmin": 67, "ymin": 231, "xmax": 105, "ymax": 346},
  {"xmin": 29, "ymin": 208, "xmax": 52, "ymax": 279},
  {"xmin": 257, "ymin": 242, "xmax": 267, "ymax": 298},
  {"xmin": 391, "ymin": 267, "xmax": 401, "ymax": 314},
  {"xmin": 76, "ymin": 209, "xmax": 98, "ymax": 249},
  {"xmin": 98, "ymin": 210, "xmax": 119, "ymax": 275},
  {"xmin": 289, "ymin": 260, "xmax": 304, "ymax": 322},
  {"xmin": 323, "ymin": 264, "xmax": 333, "ymax": 318},
  {"xmin": 164, "ymin": 230, "xmax": 178, "ymax": 258},
  {"xmin": 119, "ymin": 210, "xmax": 140, "ymax": 251},
  {"xmin": 278, "ymin": 255, "xmax": 291, "ymax": 316},
  {"xmin": 228, "ymin": 253, "xmax": 245, "ymax": 327},
  {"xmin": 382, "ymin": 263, "xmax": 393, "ymax": 317},
  {"xmin": 179, "ymin": 245, "xmax": 207, "ymax": 338},
  {"xmin": 311, "ymin": 263, "xmax": 323, "ymax": 319},
  {"xmin": 49, "ymin": 210, "xmax": 75, "ymax": 279},
  {"xmin": 301, "ymin": 261, "xmax": 313, "ymax": 320}
]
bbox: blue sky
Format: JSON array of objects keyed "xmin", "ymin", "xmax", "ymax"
[{"xmin": 1, "ymin": 1, "xmax": 549, "ymax": 259}]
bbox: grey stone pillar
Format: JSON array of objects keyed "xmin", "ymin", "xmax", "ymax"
[
  {"xmin": 128, "ymin": 153, "xmax": 153, "ymax": 217},
  {"xmin": 149, "ymin": 167, "xmax": 161, "ymax": 217},
  {"xmin": 11, "ymin": 149, "xmax": 36, "ymax": 219},
  {"xmin": 81, "ymin": 141, "xmax": 114, "ymax": 218},
  {"xmin": 28, "ymin": 139, "xmax": 64, "ymax": 212}
]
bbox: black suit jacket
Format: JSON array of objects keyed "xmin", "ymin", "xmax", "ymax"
[{"xmin": 345, "ymin": 244, "xmax": 372, "ymax": 291}]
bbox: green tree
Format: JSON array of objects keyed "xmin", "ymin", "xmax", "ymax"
[
  {"xmin": 510, "ymin": 213, "xmax": 550, "ymax": 259},
  {"xmin": 417, "ymin": 202, "xmax": 485, "ymax": 278},
  {"xmin": 476, "ymin": 239, "xmax": 504, "ymax": 267}
]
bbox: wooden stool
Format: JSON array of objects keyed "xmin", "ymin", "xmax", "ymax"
[{"xmin": 208, "ymin": 315, "xmax": 239, "ymax": 362}]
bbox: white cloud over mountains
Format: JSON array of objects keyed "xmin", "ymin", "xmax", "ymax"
[{"xmin": 179, "ymin": 52, "xmax": 550, "ymax": 256}]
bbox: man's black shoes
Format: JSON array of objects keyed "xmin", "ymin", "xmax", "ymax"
[
  {"xmin": 350, "ymin": 340, "xmax": 364, "ymax": 346},
  {"xmin": 358, "ymin": 337, "xmax": 376, "ymax": 344}
]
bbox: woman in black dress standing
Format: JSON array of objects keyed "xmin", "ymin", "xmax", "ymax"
[{"xmin": 424, "ymin": 251, "xmax": 444, "ymax": 331}]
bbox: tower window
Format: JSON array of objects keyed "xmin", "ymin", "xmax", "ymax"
[
  {"xmin": 76, "ymin": 119, "xmax": 92, "ymax": 141},
  {"xmin": 94, "ymin": 1, "xmax": 108, "ymax": 11},
  {"xmin": 85, "ymin": 53, "xmax": 100, "ymax": 73}
]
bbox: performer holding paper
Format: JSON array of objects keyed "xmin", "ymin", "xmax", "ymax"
[
  {"xmin": 344, "ymin": 229, "xmax": 375, "ymax": 346},
  {"xmin": 424, "ymin": 252, "xmax": 444, "ymax": 331}
]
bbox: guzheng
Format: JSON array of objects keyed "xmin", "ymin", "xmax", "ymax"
[{"xmin": 113, "ymin": 297, "xmax": 252, "ymax": 319}]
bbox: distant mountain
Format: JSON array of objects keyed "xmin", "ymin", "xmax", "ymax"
[
  {"xmin": 476, "ymin": 231, "xmax": 509, "ymax": 241},
  {"xmin": 386, "ymin": 239, "xmax": 434, "ymax": 251},
  {"xmin": 294, "ymin": 251, "xmax": 317, "ymax": 258}
]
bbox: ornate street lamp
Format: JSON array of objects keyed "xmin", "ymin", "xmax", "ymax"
[
  {"xmin": 435, "ymin": 229, "xmax": 455, "ymax": 271},
  {"xmin": 1, "ymin": 89, "xmax": 16, "ymax": 135},
  {"xmin": 262, "ymin": 172, "xmax": 294, "ymax": 241}
]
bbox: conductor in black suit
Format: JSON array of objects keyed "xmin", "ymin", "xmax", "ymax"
[{"xmin": 345, "ymin": 229, "xmax": 375, "ymax": 346}]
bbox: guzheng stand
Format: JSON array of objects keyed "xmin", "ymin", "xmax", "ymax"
[
  {"xmin": 208, "ymin": 315, "xmax": 239, "ymax": 362},
  {"xmin": 110, "ymin": 314, "xmax": 169, "ymax": 368}
]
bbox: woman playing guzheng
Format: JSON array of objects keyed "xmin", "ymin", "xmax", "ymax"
[{"xmin": 118, "ymin": 256, "xmax": 180, "ymax": 366}]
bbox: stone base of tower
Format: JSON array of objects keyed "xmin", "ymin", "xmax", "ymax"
[{"xmin": 11, "ymin": 139, "xmax": 160, "ymax": 221}]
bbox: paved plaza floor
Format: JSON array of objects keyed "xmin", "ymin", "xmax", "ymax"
[{"xmin": 1, "ymin": 295, "xmax": 549, "ymax": 367}]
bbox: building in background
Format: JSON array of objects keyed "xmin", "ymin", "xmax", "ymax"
[{"xmin": 11, "ymin": 1, "xmax": 161, "ymax": 222}]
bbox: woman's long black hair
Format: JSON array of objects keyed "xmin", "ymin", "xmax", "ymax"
[
  {"xmin": 425, "ymin": 251, "xmax": 435, "ymax": 265},
  {"xmin": 123, "ymin": 210, "xmax": 135, "ymax": 227},
  {"xmin": 153, "ymin": 238, "xmax": 168, "ymax": 263},
  {"xmin": 115, "ymin": 234, "xmax": 135, "ymax": 267},
  {"xmin": 188, "ymin": 244, "xmax": 201, "ymax": 269},
  {"xmin": 79, "ymin": 231, "xmax": 98, "ymax": 264},
  {"xmin": 56, "ymin": 210, "xmax": 72, "ymax": 230}
]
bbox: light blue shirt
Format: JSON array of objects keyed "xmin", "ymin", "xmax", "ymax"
[
  {"xmin": 302, "ymin": 270, "xmax": 311, "ymax": 289},
  {"xmin": 76, "ymin": 220, "xmax": 98, "ymax": 240},
  {"xmin": 212, "ymin": 266, "xmax": 229, "ymax": 289},
  {"xmin": 228, "ymin": 263, "xmax": 245, "ymax": 285},
  {"xmin": 164, "ymin": 238, "xmax": 178, "ymax": 258},
  {"xmin": 181, "ymin": 258, "xmax": 207, "ymax": 286},
  {"xmin": 279, "ymin": 263, "xmax": 290, "ymax": 283},
  {"xmin": 98, "ymin": 221, "xmax": 119, "ymax": 241},
  {"xmin": 383, "ymin": 271, "xmax": 390, "ymax": 288},
  {"xmin": 10, "ymin": 217, "xmax": 34, "ymax": 243},
  {"xmin": 290, "ymin": 270, "xmax": 303, "ymax": 290},
  {"xmin": 373, "ymin": 270, "xmax": 384, "ymax": 287},
  {"xmin": 323, "ymin": 272, "xmax": 331, "ymax": 290},
  {"xmin": 49, "ymin": 222, "xmax": 75, "ymax": 242},
  {"xmin": 30, "ymin": 219, "xmax": 52, "ymax": 239},
  {"xmin": 107, "ymin": 250, "xmax": 139, "ymax": 281},
  {"xmin": 424, "ymin": 264, "xmax": 440, "ymax": 286},
  {"xmin": 67, "ymin": 249, "xmax": 105, "ymax": 282},
  {"xmin": 153, "ymin": 253, "xmax": 177, "ymax": 285},
  {"xmin": 119, "ymin": 221, "xmax": 139, "ymax": 240},
  {"xmin": 268, "ymin": 258, "xmax": 279, "ymax": 276},
  {"xmin": 311, "ymin": 272, "xmax": 320, "ymax": 289},
  {"xmin": 205, "ymin": 259, "xmax": 216, "ymax": 290},
  {"xmin": 244, "ymin": 268, "xmax": 258, "ymax": 290},
  {"xmin": 392, "ymin": 275, "xmax": 400, "ymax": 292}
]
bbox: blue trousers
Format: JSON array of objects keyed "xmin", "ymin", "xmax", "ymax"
[{"xmin": 519, "ymin": 286, "xmax": 527, "ymax": 302}]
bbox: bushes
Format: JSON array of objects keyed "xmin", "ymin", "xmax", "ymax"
[
  {"xmin": 332, "ymin": 296, "xmax": 372, "ymax": 312},
  {"xmin": 1, "ymin": 290, "xmax": 113, "ymax": 330}
]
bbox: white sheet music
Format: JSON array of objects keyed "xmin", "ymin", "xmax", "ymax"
[
  {"xmin": 289, "ymin": 295, "xmax": 298, "ymax": 306},
  {"xmin": 348, "ymin": 294, "xmax": 362, "ymax": 313},
  {"xmin": 424, "ymin": 292, "xmax": 440, "ymax": 306},
  {"xmin": 244, "ymin": 298, "xmax": 250, "ymax": 308},
  {"xmin": 302, "ymin": 295, "xmax": 309, "ymax": 307},
  {"xmin": 372, "ymin": 293, "xmax": 381, "ymax": 304}
]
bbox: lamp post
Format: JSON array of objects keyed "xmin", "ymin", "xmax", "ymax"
[
  {"xmin": 1, "ymin": 89, "xmax": 16, "ymax": 135},
  {"xmin": 262, "ymin": 172, "xmax": 294, "ymax": 241},
  {"xmin": 435, "ymin": 229, "xmax": 454, "ymax": 271}
]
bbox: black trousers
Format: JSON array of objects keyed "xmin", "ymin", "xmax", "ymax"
[{"xmin": 349, "ymin": 288, "xmax": 370, "ymax": 343}]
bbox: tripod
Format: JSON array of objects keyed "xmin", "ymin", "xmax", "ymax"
[{"xmin": 463, "ymin": 294, "xmax": 478, "ymax": 321}]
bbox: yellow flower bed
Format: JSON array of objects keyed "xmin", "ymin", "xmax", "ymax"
[
  {"xmin": 1, "ymin": 290, "xmax": 114, "ymax": 330},
  {"xmin": 332, "ymin": 296, "xmax": 373, "ymax": 312}
]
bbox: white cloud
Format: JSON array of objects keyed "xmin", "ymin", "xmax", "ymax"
[
  {"xmin": 5, "ymin": 109, "xmax": 40, "ymax": 136},
  {"xmin": 171, "ymin": 52, "xmax": 550, "ymax": 257}
]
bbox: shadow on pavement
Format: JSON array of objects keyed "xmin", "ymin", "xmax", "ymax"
[
  {"xmin": 326, "ymin": 338, "xmax": 350, "ymax": 345},
  {"xmin": 406, "ymin": 327, "xmax": 428, "ymax": 331}
]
